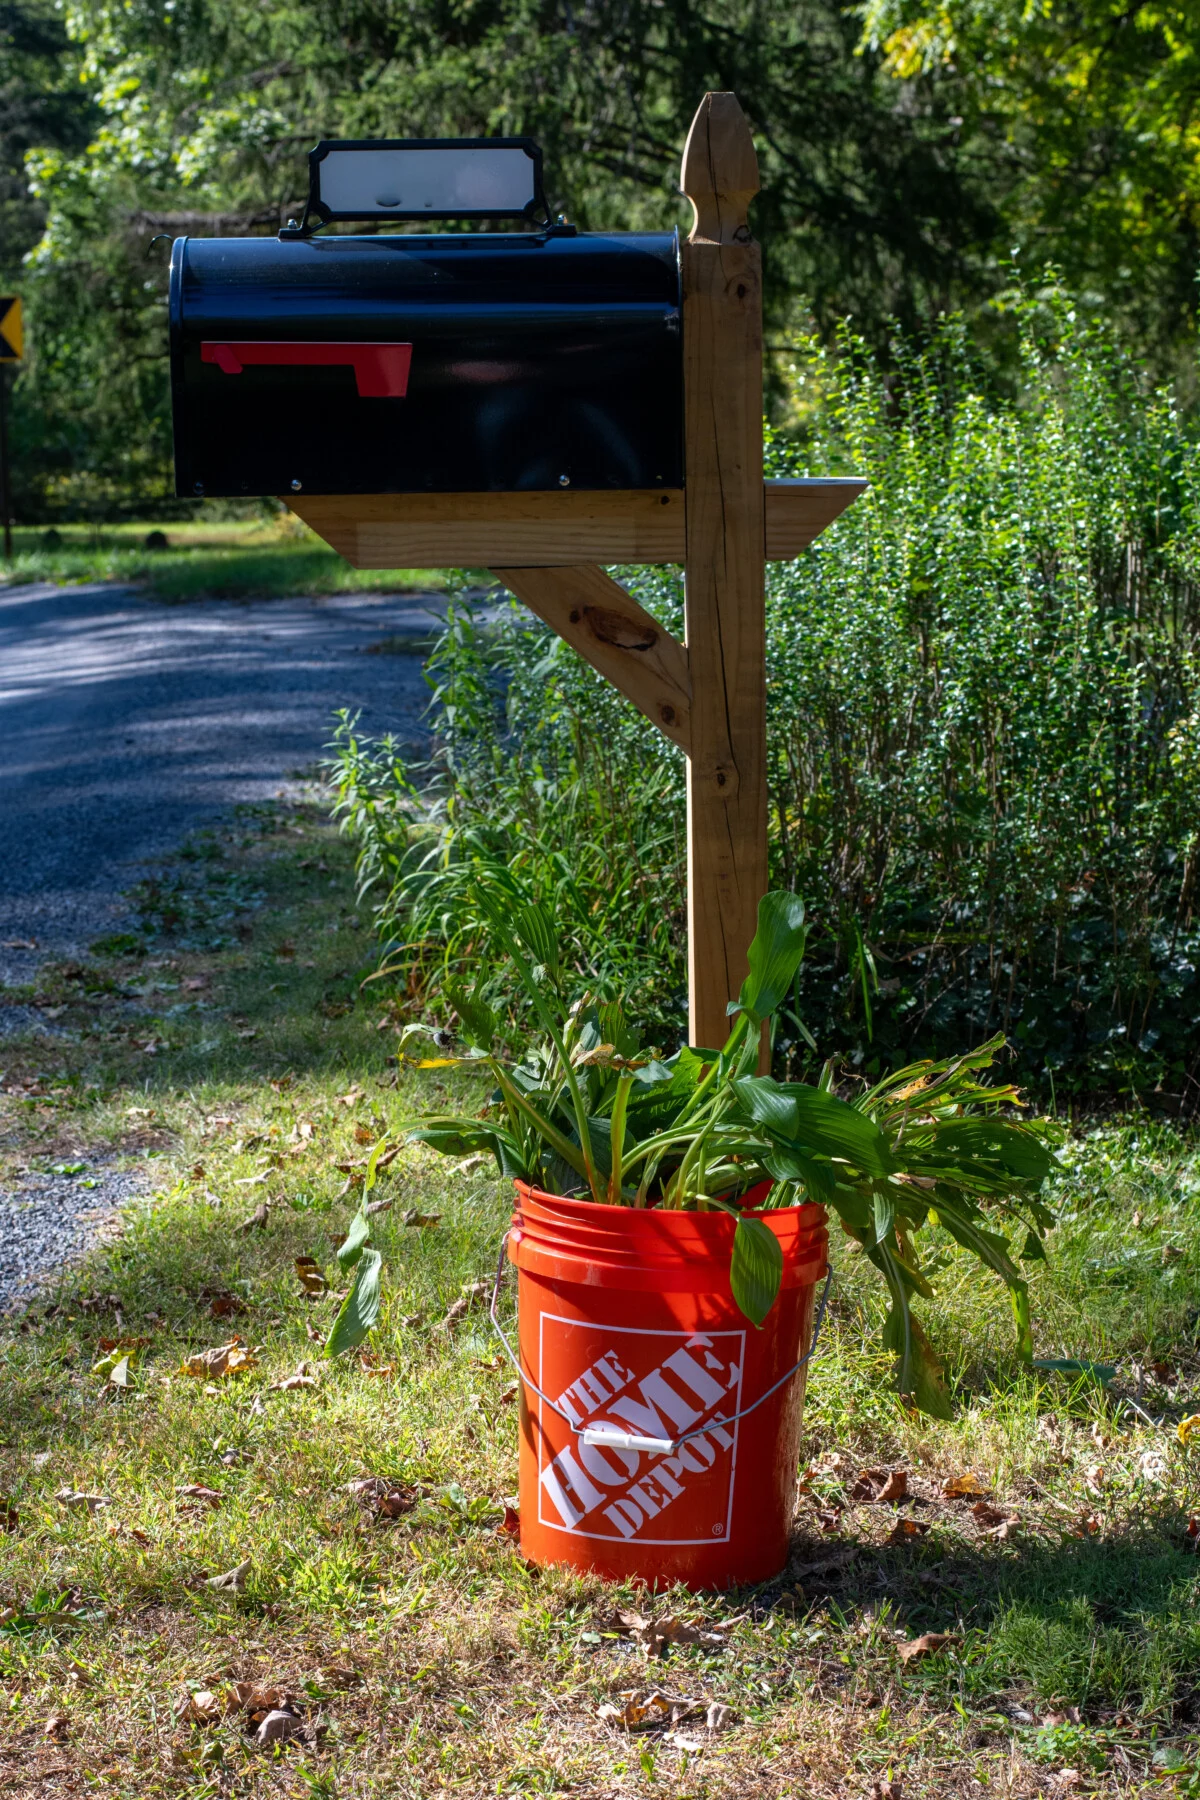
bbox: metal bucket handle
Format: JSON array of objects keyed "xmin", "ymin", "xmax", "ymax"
[{"xmin": 488, "ymin": 1228, "xmax": 833, "ymax": 1458}]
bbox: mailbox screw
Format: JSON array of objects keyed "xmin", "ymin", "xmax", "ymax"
[
  {"xmin": 558, "ymin": 474, "xmax": 570, "ymax": 487},
  {"xmin": 290, "ymin": 479, "xmax": 303, "ymax": 492}
]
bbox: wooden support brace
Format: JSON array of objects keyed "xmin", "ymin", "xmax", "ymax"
[
  {"xmin": 493, "ymin": 565, "xmax": 692, "ymax": 754},
  {"xmin": 289, "ymin": 478, "xmax": 865, "ymax": 570}
]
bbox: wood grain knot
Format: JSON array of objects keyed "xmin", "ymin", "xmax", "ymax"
[{"xmin": 583, "ymin": 606, "xmax": 659, "ymax": 652}]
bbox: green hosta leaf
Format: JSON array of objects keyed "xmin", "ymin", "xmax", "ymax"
[
  {"xmin": 336, "ymin": 1207, "xmax": 370, "ymax": 1270},
  {"xmin": 443, "ymin": 980, "xmax": 498, "ymax": 1050},
  {"xmin": 882, "ymin": 1297, "xmax": 953, "ymax": 1419},
  {"xmin": 733, "ymin": 1077, "xmax": 894, "ymax": 1176},
  {"xmin": 873, "ymin": 1189, "xmax": 895, "ymax": 1247},
  {"xmin": 1021, "ymin": 1230, "xmax": 1047, "ymax": 1263},
  {"xmin": 763, "ymin": 1144, "xmax": 836, "ymax": 1205},
  {"xmin": 925, "ymin": 1119, "xmax": 1055, "ymax": 1183},
  {"xmin": 1032, "ymin": 1357, "xmax": 1118, "ymax": 1385},
  {"xmin": 326, "ymin": 1248, "xmax": 383, "ymax": 1357},
  {"xmin": 730, "ymin": 1215, "xmax": 783, "ymax": 1328},
  {"xmin": 511, "ymin": 900, "xmax": 560, "ymax": 983},
  {"xmin": 734, "ymin": 891, "xmax": 807, "ymax": 1025}
]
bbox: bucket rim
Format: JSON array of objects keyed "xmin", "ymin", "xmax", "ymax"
[{"xmin": 512, "ymin": 1176, "xmax": 825, "ymax": 1227}]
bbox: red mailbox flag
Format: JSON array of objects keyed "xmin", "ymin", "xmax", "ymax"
[{"xmin": 201, "ymin": 340, "xmax": 412, "ymax": 398}]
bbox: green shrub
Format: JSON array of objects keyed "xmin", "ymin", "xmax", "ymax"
[{"xmin": 330, "ymin": 283, "xmax": 1200, "ymax": 1104}]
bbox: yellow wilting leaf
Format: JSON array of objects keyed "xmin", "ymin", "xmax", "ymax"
[
  {"xmin": 415, "ymin": 1057, "xmax": 461, "ymax": 1068},
  {"xmin": 1178, "ymin": 1414, "xmax": 1200, "ymax": 1447},
  {"xmin": 941, "ymin": 1472, "xmax": 986, "ymax": 1500},
  {"xmin": 294, "ymin": 1255, "xmax": 327, "ymax": 1296},
  {"xmin": 180, "ymin": 1339, "xmax": 257, "ymax": 1380}
]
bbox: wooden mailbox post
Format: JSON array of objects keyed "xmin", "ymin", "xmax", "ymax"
[{"xmin": 293, "ymin": 93, "xmax": 865, "ymax": 1048}]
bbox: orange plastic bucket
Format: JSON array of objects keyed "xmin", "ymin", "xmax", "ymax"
[{"xmin": 504, "ymin": 1181, "xmax": 828, "ymax": 1590}]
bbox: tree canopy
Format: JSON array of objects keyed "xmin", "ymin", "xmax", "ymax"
[{"xmin": 2, "ymin": 0, "xmax": 1198, "ymax": 513}]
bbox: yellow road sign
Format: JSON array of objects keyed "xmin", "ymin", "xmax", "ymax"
[{"xmin": 0, "ymin": 298, "xmax": 23, "ymax": 362}]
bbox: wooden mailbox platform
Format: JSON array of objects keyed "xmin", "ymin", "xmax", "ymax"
[{"xmin": 292, "ymin": 95, "xmax": 866, "ymax": 1051}]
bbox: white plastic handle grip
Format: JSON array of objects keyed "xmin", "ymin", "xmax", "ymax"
[{"xmin": 580, "ymin": 1426, "xmax": 678, "ymax": 1456}]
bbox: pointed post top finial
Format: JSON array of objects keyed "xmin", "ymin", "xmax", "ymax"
[{"xmin": 680, "ymin": 91, "xmax": 759, "ymax": 245}]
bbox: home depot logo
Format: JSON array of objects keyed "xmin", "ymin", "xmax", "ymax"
[{"xmin": 535, "ymin": 1315, "xmax": 745, "ymax": 1544}]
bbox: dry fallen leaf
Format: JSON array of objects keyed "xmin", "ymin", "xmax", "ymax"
[
  {"xmin": 1073, "ymin": 1511, "xmax": 1102, "ymax": 1537},
  {"xmin": 42, "ymin": 1714, "xmax": 69, "ymax": 1741},
  {"xmin": 317, "ymin": 1664, "xmax": 362, "ymax": 1689},
  {"xmin": 705, "ymin": 1701, "xmax": 738, "ymax": 1730},
  {"xmin": 971, "ymin": 1501, "xmax": 1020, "ymax": 1538},
  {"xmin": 598, "ymin": 1609, "xmax": 731, "ymax": 1658},
  {"xmin": 180, "ymin": 1688, "xmax": 222, "ymax": 1725},
  {"xmin": 598, "ymin": 1691, "xmax": 676, "ymax": 1731},
  {"xmin": 55, "ymin": 1488, "xmax": 113, "ymax": 1513},
  {"xmin": 941, "ymin": 1472, "xmax": 986, "ymax": 1500},
  {"xmin": 870, "ymin": 1781, "xmax": 903, "ymax": 1800},
  {"xmin": 1084, "ymin": 1462, "xmax": 1106, "ymax": 1495},
  {"xmin": 207, "ymin": 1292, "xmax": 245, "ymax": 1319},
  {"xmin": 439, "ymin": 1281, "xmax": 490, "ymax": 1330},
  {"xmin": 294, "ymin": 1255, "xmax": 326, "ymax": 1296},
  {"xmin": 106, "ymin": 1521, "xmax": 153, "ymax": 1546},
  {"xmin": 229, "ymin": 1681, "xmax": 285, "ymax": 1714},
  {"xmin": 897, "ymin": 1631, "xmax": 960, "ymax": 1662},
  {"xmin": 347, "ymin": 1476, "xmax": 419, "ymax": 1519},
  {"xmin": 177, "ymin": 1484, "xmax": 225, "ymax": 1509},
  {"xmin": 849, "ymin": 1468, "xmax": 907, "ymax": 1504},
  {"xmin": 885, "ymin": 1518, "xmax": 930, "ymax": 1545},
  {"xmin": 400, "ymin": 1208, "xmax": 441, "ymax": 1228},
  {"xmin": 180, "ymin": 1339, "xmax": 257, "ymax": 1379},
  {"xmin": 206, "ymin": 1559, "xmax": 250, "ymax": 1591},
  {"xmin": 238, "ymin": 1201, "xmax": 271, "ymax": 1232},
  {"xmin": 254, "ymin": 1709, "xmax": 302, "ymax": 1747},
  {"xmin": 271, "ymin": 1366, "xmax": 317, "ymax": 1392}
]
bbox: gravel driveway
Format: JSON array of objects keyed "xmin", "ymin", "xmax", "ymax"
[
  {"xmin": 0, "ymin": 577, "xmax": 454, "ymax": 1307},
  {"xmin": 0, "ymin": 580, "xmax": 446, "ymax": 984}
]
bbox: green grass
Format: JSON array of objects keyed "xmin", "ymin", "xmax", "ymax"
[
  {"xmin": 0, "ymin": 514, "xmax": 473, "ymax": 600},
  {"xmin": 2, "ymin": 804, "xmax": 1200, "ymax": 1795}
]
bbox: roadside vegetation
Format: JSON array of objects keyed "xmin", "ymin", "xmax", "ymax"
[
  {"xmin": 332, "ymin": 293, "xmax": 1200, "ymax": 1112},
  {"xmin": 2, "ymin": 801, "xmax": 1200, "ymax": 1797}
]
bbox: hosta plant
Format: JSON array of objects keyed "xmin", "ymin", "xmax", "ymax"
[{"xmin": 339, "ymin": 876, "xmax": 1059, "ymax": 1416}]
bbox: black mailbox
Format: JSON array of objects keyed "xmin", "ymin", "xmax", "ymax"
[{"xmin": 169, "ymin": 146, "xmax": 684, "ymax": 500}]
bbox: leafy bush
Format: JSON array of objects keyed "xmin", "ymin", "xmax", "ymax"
[{"xmin": 330, "ymin": 285, "xmax": 1200, "ymax": 1106}]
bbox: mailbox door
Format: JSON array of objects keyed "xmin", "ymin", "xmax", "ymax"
[{"xmin": 170, "ymin": 232, "xmax": 683, "ymax": 497}]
